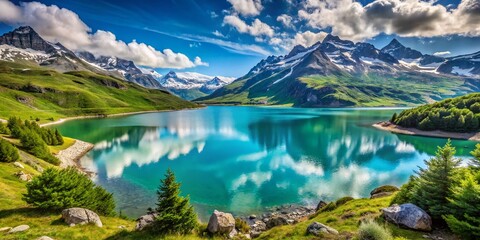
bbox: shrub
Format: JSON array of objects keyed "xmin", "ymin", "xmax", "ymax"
[
  {"xmin": 152, "ymin": 169, "xmax": 198, "ymax": 235},
  {"xmin": 390, "ymin": 176, "xmax": 418, "ymax": 205},
  {"xmin": 0, "ymin": 139, "xmax": 19, "ymax": 162},
  {"xmin": 19, "ymin": 129, "xmax": 59, "ymax": 165},
  {"xmin": 358, "ymin": 220, "xmax": 393, "ymax": 240},
  {"xmin": 335, "ymin": 196, "xmax": 354, "ymax": 206},
  {"xmin": 7, "ymin": 117, "xmax": 23, "ymax": 138},
  {"xmin": 23, "ymin": 167, "xmax": 115, "ymax": 216},
  {"xmin": 471, "ymin": 144, "xmax": 480, "ymax": 168},
  {"xmin": 235, "ymin": 218, "xmax": 250, "ymax": 234},
  {"xmin": 0, "ymin": 123, "xmax": 10, "ymax": 135}
]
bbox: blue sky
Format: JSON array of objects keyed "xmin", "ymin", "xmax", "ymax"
[{"xmin": 1, "ymin": 0, "xmax": 480, "ymax": 77}]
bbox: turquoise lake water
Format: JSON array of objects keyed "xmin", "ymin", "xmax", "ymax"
[{"xmin": 55, "ymin": 106, "xmax": 477, "ymax": 220}]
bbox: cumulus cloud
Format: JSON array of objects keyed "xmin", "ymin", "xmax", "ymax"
[
  {"xmin": 269, "ymin": 30, "xmax": 328, "ymax": 51},
  {"xmin": 433, "ymin": 51, "xmax": 451, "ymax": 56},
  {"xmin": 0, "ymin": 0, "xmax": 205, "ymax": 69},
  {"xmin": 227, "ymin": 0, "xmax": 263, "ymax": 16},
  {"xmin": 277, "ymin": 14, "xmax": 293, "ymax": 28},
  {"xmin": 298, "ymin": 0, "xmax": 480, "ymax": 41},
  {"xmin": 223, "ymin": 15, "xmax": 274, "ymax": 37}
]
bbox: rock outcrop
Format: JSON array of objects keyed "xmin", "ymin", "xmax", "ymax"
[
  {"xmin": 316, "ymin": 200, "xmax": 328, "ymax": 211},
  {"xmin": 307, "ymin": 222, "xmax": 339, "ymax": 236},
  {"xmin": 207, "ymin": 210, "xmax": 235, "ymax": 235},
  {"xmin": 382, "ymin": 203, "xmax": 432, "ymax": 231},
  {"xmin": 135, "ymin": 213, "xmax": 158, "ymax": 231},
  {"xmin": 61, "ymin": 208, "xmax": 103, "ymax": 227},
  {"xmin": 370, "ymin": 185, "xmax": 399, "ymax": 199}
]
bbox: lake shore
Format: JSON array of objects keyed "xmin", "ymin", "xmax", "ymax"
[
  {"xmin": 56, "ymin": 139, "xmax": 94, "ymax": 171},
  {"xmin": 373, "ymin": 121, "xmax": 480, "ymax": 142}
]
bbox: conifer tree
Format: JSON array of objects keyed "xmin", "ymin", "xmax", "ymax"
[
  {"xmin": 471, "ymin": 144, "xmax": 480, "ymax": 168},
  {"xmin": 153, "ymin": 169, "xmax": 197, "ymax": 234},
  {"xmin": 55, "ymin": 129, "xmax": 64, "ymax": 145},
  {"xmin": 0, "ymin": 139, "xmax": 19, "ymax": 162},
  {"xmin": 411, "ymin": 140, "xmax": 461, "ymax": 221},
  {"xmin": 443, "ymin": 170, "xmax": 480, "ymax": 239}
]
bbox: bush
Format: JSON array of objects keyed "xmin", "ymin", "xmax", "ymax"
[
  {"xmin": 235, "ymin": 218, "xmax": 250, "ymax": 234},
  {"xmin": 320, "ymin": 202, "xmax": 337, "ymax": 212},
  {"xmin": 335, "ymin": 196, "xmax": 354, "ymax": 206},
  {"xmin": 0, "ymin": 139, "xmax": 19, "ymax": 162},
  {"xmin": 152, "ymin": 169, "xmax": 198, "ymax": 235},
  {"xmin": 0, "ymin": 123, "xmax": 10, "ymax": 135},
  {"xmin": 23, "ymin": 167, "xmax": 115, "ymax": 216},
  {"xmin": 390, "ymin": 176, "xmax": 417, "ymax": 205},
  {"xmin": 19, "ymin": 129, "xmax": 59, "ymax": 165},
  {"xmin": 358, "ymin": 220, "xmax": 393, "ymax": 240}
]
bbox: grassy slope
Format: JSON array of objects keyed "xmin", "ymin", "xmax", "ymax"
[
  {"xmin": 0, "ymin": 61, "xmax": 197, "ymax": 123},
  {"xmin": 199, "ymin": 71, "xmax": 472, "ymax": 107}
]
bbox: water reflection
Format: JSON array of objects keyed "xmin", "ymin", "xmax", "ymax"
[{"xmin": 56, "ymin": 107, "xmax": 475, "ymax": 219}]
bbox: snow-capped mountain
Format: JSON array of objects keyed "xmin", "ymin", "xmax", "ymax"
[
  {"xmin": 199, "ymin": 34, "xmax": 480, "ymax": 107},
  {"xmin": 158, "ymin": 71, "xmax": 235, "ymax": 100}
]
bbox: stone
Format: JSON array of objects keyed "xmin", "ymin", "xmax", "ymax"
[
  {"xmin": 265, "ymin": 216, "xmax": 289, "ymax": 229},
  {"xmin": 249, "ymin": 215, "xmax": 256, "ymax": 219},
  {"xmin": 37, "ymin": 236, "xmax": 54, "ymax": 240},
  {"xmin": 228, "ymin": 228, "xmax": 238, "ymax": 239},
  {"xmin": 61, "ymin": 208, "xmax": 103, "ymax": 227},
  {"xmin": 382, "ymin": 203, "xmax": 432, "ymax": 231},
  {"xmin": 13, "ymin": 162, "xmax": 24, "ymax": 169},
  {"xmin": 0, "ymin": 227, "xmax": 12, "ymax": 232},
  {"xmin": 135, "ymin": 213, "xmax": 158, "ymax": 231},
  {"xmin": 15, "ymin": 171, "xmax": 32, "ymax": 182},
  {"xmin": 316, "ymin": 200, "xmax": 328, "ymax": 211},
  {"xmin": 8, "ymin": 225, "xmax": 29, "ymax": 233},
  {"xmin": 307, "ymin": 222, "xmax": 339, "ymax": 236},
  {"xmin": 371, "ymin": 191, "xmax": 394, "ymax": 199},
  {"xmin": 207, "ymin": 210, "xmax": 235, "ymax": 234}
]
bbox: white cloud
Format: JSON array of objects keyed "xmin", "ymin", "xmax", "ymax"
[
  {"xmin": 298, "ymin": 0, "xmax": 480, "ymax": 41},
  {"xmin": 227, "ymin": 0, "xmax": 263, "ymax": 16},
  {"xmin": 433, "ymin": 51, "xmax": 451, "ymax": 56},
  {"xmin": 212, "ymin": 30, "xmax": 226, "ymax": 38},
  {"xmin": 292, "ymin": 31, "xmax": 328, "ymax": 47},
  {"xmin": 194, "ymin": 56, "xmax": 209, "ymax": 66},
  {"xmin": 223, "ymin": 15, "xmax": 274, "ymax": 37},
  {"xmin": 277, "ymin": 14, "xmax": 293, "ymax": 28},
  {"xmin": 0, "ymin": 1, "xmax": 205, "ymax": 69}
]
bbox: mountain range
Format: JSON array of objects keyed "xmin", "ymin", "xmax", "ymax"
[
  {"xmin": 0, "ymin": 26, "xmax": 233, "ymax": 100},
  {"xmin": 198, "ymin": 34, "xmax": 480, "ymax": 107}
]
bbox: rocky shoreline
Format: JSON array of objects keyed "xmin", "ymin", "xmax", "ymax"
[
  {"xmin": 373, "ymin": 121, "xmax": 480, "ymax": 142},
  {"xmin": 56, "ymin": 140, "xmax": 94, "ymax": 172}
]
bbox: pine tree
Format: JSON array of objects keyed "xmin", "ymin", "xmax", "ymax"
[
  {"xmin": 153, "ymin": 169, "xmax": 197, "ymax": 234},
  {"xmin": 411, "ymin": 140, "xmax": 461, "ymax": 221},
  {"xmin": 443, "ymin": 170, "xmax": 480, "ymax": 239},
  {"xmin": 55, "ymin": 129, "xmax": 64, "ymax": 145},
  {"xmin": 390, "ymin": 112, "xmax": 398, "ymax": 123},
  {"xmin": 0, "ymin": 139, "xmax": 19, "ymax": 162},
  {"xmin": 471, "ymin": 144, "xmax": 480, "ymax": 168}
]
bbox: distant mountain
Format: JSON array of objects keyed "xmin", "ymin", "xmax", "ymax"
[
  {"xmin": 198, "ymin": 34, "xmax": 480, "ymax": 107},
  {"xmin": 158, "ymin": 71, "xmax": 235, "ymax": 100}
]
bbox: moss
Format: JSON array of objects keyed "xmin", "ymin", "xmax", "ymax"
[
  {"xmin": 335, "ymin": 196, "xmax": 355, "ymax": 206},
  {"xmin": 370, "ymin": 185, "xmax": 400, "ymax": 196}
]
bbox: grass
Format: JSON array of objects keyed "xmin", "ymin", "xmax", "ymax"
[
  {"xmin": 0, "ymin": 61, "xmax": 198, "ymax": 123},
  {"xmin": 48, "ymin": 137, "xmax": 76, "ymax": 154}
]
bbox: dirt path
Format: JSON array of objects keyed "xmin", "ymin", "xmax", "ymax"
[{"xmin": 373, "ymin": 121, "xmax": 480, "ymax": 142}]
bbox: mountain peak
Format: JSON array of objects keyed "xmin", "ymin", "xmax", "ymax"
[
  {"xmin": 323, "ymin": 34, "xmax": 341, "ymax": 43},
  {"xmin": 13, "ymin": 26, "xmax": 35, "ymax": 34},
  {"xmin": 384, "ymin": 38, "xmax": 404, "ymax": 50},
  {"xmin": 0, "ymin": 25, "xmax": 56, "ymax": 52},
  {"xmin": 165, "ymin": 71, "xmax": 177, "ymax": 78}
]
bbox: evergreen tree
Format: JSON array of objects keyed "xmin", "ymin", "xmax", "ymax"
[
  {"xmin": 55, "ymin": 129, "xmax": 64, "ymax": 145},
  {"xmin": 411, "ymin": 140, "xmax": 461, "ymax": 221},
  {"xmin": 390, "ymin": 113, "xmax": 398, "ymax": 123},
  {"xmin": 443, "ymin": 170, "xmax": 480, "ymax": 239},
  {"xmin": 153, "ymin": 169, "xmax": 197, "ymax": 234},
  {"xmin": 471, "ymin": 144, "xmax": 480, "ymax": 168},
  {"xmin": 0, "ymin": 139, "xmax": 19, "ymax": 162}
]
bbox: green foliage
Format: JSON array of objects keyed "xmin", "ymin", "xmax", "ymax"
[
  {"xmin": 471, "ymin": 144, "xmax": 480, "ymax": 168},
  {"xmin": 235, "ymin": 218, "xmax": 250, "ymax": 234},
  {"xmin": 411, "ymin": 140, "xmax": 461, "ymax": 220},
  {"xmin": 19, "ymin": 129, "xmax": 59, "ymax": 165},
  {"xmin": 319, "ymin": 202, "xmax": 338, "ymax": 212},
  {"xmin": 153, "ymin": 169, "xmax": 198, "ymax": 235},
  {"xmin": 0, "ymin": 122, "xmax": 10, "ymax": 135},
  {"xmin": 358, "ymin": 220, "xmax": 393, "ymax": 240},
  {"xmin": 390, "ymin": 113, "xmax": 398, "ymax": 123},
  {"xmin": 335, "ymin": 196, "xmax": 354, "ymax": 206},
  {"xmin": 23, "ymin": 167, "xmax": 115, "ymax": 216},
  {"xmin": 0, "ymin": 139, "xmax": 19, "ymax": 162},
  {"xmin": 371, "ymin": 185, "xmax": 399, "ymax": 196},
  {"xmin": 394, "ymin": 93, "xmax": 480, "ymax": 132},
  {"xmin": 7, "ymin": 116, "xmax": 23, "ymax": 138},
  {"xmin": 390, "ymin": 176, "xmax": 417, "ymax": 205},
  {"xmin": 443, "ymin": 170, "xmax": 480, "ymax": 239}
]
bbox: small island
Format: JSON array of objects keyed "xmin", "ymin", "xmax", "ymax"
[{"xmin": 374, "ymin": 93, "xmax": 480, "ymax": 141}]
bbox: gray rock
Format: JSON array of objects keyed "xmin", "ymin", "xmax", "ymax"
[
  {"xmin": 0, "ymin": 227, "xmax": 11, "ymax": 232},
  {"xmin": 249, "ymin": 215, "xmax": 256, "ymax": 219},
  {"xmin": 382, "ymin": 203, "xmax": 432, "ymax": 231},
  {"xmin": 15, "ymin": 171, "xmax": 32, "ymax": 182},
  {"xmin": 316, "ymin": 201, "xmax": 328, "ymax": 211},
  {"xmin": 135, "ymin": 213, "xmax": 158, "ymax": 231},
  {"xmin": 307, "ymin": 222, "xmax": 339, "ymax": 236},
  {"xmin": 13, "ymin": 162, "xmax": 24, "ymax": 169},
  {"xmin": 37, "ymin": 236, "xmax": 54, "ymax": 240},
  {"xmin": 228, "ymin": 228, "xmax": 238, "ymax": 239},
  {"xmin": 61, "ymin": 208, "xmax": 103, "ymax": 227},
  {"xmin": 265, "ymin": 216, "xmax": 289, "ymax": 228},
  {"xmin": 207, "ymin": 210, "xmax": 235, "ymax": 234},
  {"xmin": 8, "ymin": 225, "xmax": 29, "ymax": 233}
]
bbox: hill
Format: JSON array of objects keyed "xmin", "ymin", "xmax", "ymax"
[
  {"xmin": 392, "ymin": 93, "xmax": 480, "ymax": 132},
  {"xmin": 197, "ymin": 35, "xmax": 480, "ymax": 107},
  {"xmin": 0, "ymin": 60, "xmax": 197, "ymax": 122}
]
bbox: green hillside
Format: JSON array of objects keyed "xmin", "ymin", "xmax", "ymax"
[
  {"xmin": 393, "ymin": 93, "xmax": 480, "ymax": 132},
  {"xmin": 197, "ymin": 71, "xmax": 478, "ymax": 107},
  {"xmin": 0, "ymin": 61, "xmax": 197, "ymax": 122}
]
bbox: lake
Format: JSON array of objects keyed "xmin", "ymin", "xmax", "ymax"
[{"xmin": 55, "ymin": 106, "xmax": 477, "ymax": 221}]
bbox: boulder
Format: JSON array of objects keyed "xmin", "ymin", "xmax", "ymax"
[
  {"xmin": 13, "ymin": 162, "xmax": 24, "ymax": 169},
  {"xmin": 61, "ymin": 208, "xmax": 102, "ymax": 227},
  {"xmin": 265, "ymin": 216, "xmax": 289, "ymax": 229},
  {"xmin": 135, "ymin": 213, "xmax": 158, "ymax": 231},
  {"xmin": 8, "ymin": 225, "xmax": 29, "ymax": 233},
  {"xmin": 207, "ymin": 210, "xmax": 235, "ymax": 234},
  {"xmin": 316, "ymin": 200, "xmax": 328, "ymax": 211},
  {"xmin": 307, "ymin": 222, "xmax": 339, "ymax": 236},
  {"xmin": 37, "ymin": 236, "xmax": 54, "ymax": 240},
  {"xmin": 15, "ymin": 171, "xmax": 32, "ymax": 182},
  {"xmin": 249, "ymin": 220, "xmax": 267, "ymax": 238},
  {"xmin": 382, "ymin": 203, "xmax": 432, "ymax": 231}
]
